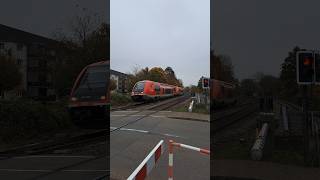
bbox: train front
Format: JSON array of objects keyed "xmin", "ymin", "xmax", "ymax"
[
  {"xmin": 131, "ymin": 81, "xmax": 148, "ymax": 101},
  {"xmin": 68, "ymin": 62, "xmax": 109, "ymax": 121}
]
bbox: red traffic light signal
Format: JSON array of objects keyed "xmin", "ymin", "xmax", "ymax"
[
  {"xmin": 297, "ymin": 51, "xmax": 314, "ymax": 84},
  {"xmin": 303, "ymin": 58, "xmax": 312, "ymax": 66},
  {"xmin": 202, "ymin": 77, "xmax": 209, "ymax": 89}
]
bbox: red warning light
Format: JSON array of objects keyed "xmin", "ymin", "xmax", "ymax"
[{"xmin": 304, "ymin": 58, "xmax": 312, "ymax": 65}]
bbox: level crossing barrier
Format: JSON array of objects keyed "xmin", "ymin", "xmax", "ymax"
[
  {"xmin": 127, "ymin": 140, "xmax": 164, "ymax": 180},
  {"xmin": 168, "ymin": 140, "xmax": 210, "ymax": 180}
]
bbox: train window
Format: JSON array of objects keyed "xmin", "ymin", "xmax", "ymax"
[
  {"xmin": 79, "ymin": 65, "xmax": 107, "ymax": 86},
  {"xmin": 133, "ymin": 82, "xmax": 145, "ymax": 92},
  {"xmin": 74, "ymin": 64, "xmax": 108, "ymax": 97},
  {"xmin": 155, "ymin": 84, "xmax": 160, "ymax": 92},
  {"xmin": 165, "ymin": 88, "xmax": 172, "ymax": 94}
]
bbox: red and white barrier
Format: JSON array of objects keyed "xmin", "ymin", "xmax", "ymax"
[
  {"xmin": 168, "ymin": 140, "xmax": 210, "ymax": 180},
  {"xmin": 127, "ymin": 140, "xmax": 164, "ymax": 180}
]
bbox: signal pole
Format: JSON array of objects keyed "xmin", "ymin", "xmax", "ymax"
[{"xmin": 302, "ymin": 84, "xmax": 309, "ymax": 165}]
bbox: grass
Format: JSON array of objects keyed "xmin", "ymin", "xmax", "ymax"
[
  {"xmin": 213, "ymin": 122, "xmax": 306, "ymax": 166},
  {"xmin": 269, "ymin": 150, "xmax": 304, "ymax": 166},
  {"xmin": 213, "ymin": 141, "xmax": 252, "ymax": 160},
  {"xmin": 172, "ymin": 100, "xmax": 210, "ymax": 114},
  {"xmin": 193, "ymin": 103, "xmax": 210, "ymax": 114}
]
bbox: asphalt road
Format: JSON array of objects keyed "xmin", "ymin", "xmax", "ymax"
[
  {"xmin": 0, "ymin": 155, "xmax": 107, "ymax": 180},
  {"xmin": 110, "ymin": 110, "xmax": 210, "ymax": 180}
]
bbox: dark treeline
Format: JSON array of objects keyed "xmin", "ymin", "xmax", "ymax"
[
  {"xmin": 52, "ymin": 14, "xmax": 109, "ymax": 97},
  {"xmin": 126, "ymin": 66, "xmax": 183, "ymax": 92},
  {"xmin": 211, "ymin": 49, "xmax": 236, "ymax": 83}
]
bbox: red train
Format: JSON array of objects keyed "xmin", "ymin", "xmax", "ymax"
[
  {"xmin": 131, "ymin": 80, "xmax": 183, "ymax": 101},
  {"xmin": 211, "ymin": 79, "xmax": 237, "ymax": 108},
  {"xmin": 68, "ymin": 60, "xmax": 110, "ymax": 122}
]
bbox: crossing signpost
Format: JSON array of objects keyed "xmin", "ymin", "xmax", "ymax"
[
  {"xmin": 202, "ymin": 77, "xmax": 210, "ymax": 89},
  {"xmin": 296, "ymin": 50, "xmax": 320, "ymax": 166},
  {"xmin": 314, "ymin": 51, "xmax": 320, "ymax": 84}
]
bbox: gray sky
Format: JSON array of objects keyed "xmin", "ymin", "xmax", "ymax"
[
  {"xmin": 213, "ymin": 0, "xmax": 320, "ymax": 80},
  {"xmin": 111, "ymin": 0, "xmax": 210, "ymax": 87},
  {"xmin": 0, "ymin": 0, "xmax": 108, "ymax": 38}
]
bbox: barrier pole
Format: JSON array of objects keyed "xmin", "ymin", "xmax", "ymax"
[
  {"xmin": 127, "ymin": 140, "xmax": 164, "ymax": 180},
  {"xmin": 168, "ymin": 140, "xmax": 174, "ymax": 180},
  {"xmin": 168, "ymin": 140, "xmax": 210, "ymax": 180}
]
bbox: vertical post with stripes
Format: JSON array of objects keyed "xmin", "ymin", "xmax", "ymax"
[{"xmin": 168, "ymin": 140, "xmax": 174, "ymax": 180}]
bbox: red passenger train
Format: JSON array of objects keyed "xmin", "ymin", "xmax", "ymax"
[
  {"xmin": 68, "ymin": 60, "xmax": 110, "ymax": 122},
  {"xmin": 211, "ymin": 79, "xmax": 237, "ymax": 108},
  {"xmin": 131, "ymin": 80, "xmax": 183, "ymax": 101}
]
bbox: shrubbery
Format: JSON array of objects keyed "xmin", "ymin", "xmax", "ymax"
[
  {"xmin": 111, "ymin": 92, "xmax": 132, "ymax": 106},
  {"xmin": 0, "ymin": 99, "xmax": 73, "ymax": 143}
]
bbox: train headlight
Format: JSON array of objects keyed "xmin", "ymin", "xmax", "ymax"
[
  {"xmin": 71, "ymin": 97, "xmax": 77, "ymax": 101},
  {"xmin": 100, "ymin": 96, "xmax": 106, "ymax": 100}
]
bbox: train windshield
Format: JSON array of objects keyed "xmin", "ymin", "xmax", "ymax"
[
  {"xmin": 74, "ymin": 65, "xmax": 108, "ymax": 98},
  {"xmin": 133, "ymin": 82, "xmax": 145, "ymax": 92}
]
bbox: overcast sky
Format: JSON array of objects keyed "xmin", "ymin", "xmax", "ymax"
[
  {"xmin": 0, "ymin": 0, "xmax": 108, "ymax": 38},
  {"xmin": 111, "ymin": 0, "xmax": 210, "ymax": 87},
  {"xmin": 213, "ymin": 0, "xmax": 320, "ymax": 80}
]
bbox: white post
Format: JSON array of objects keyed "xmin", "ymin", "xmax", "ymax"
[
  {"xmin": 188, "ymin": 100, "xmax": 194, "ymax": 112},
  {"xmin": 251, "ymin": 123, "xmax": 269, "ymax": 160}
]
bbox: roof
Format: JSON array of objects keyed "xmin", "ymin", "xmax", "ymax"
[
  {"xmin": 88, "ymin": 60, "xmax": 110, "ymax": 67},
  {"xmin": 110, "ymin": 69, "xmax": 127, "ymax": 77},
  {"xmin": 0, "ymin": 24, "xmax": 57, "ymax": 44}
]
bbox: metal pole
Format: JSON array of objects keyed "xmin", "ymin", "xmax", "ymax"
[
  {"xmin": 168, "ymin": 140, "xmax": 174, "ymax": 180},
  {"xmin": 303, "ymin": 85, "xmax": 309, "ymax": 165}
]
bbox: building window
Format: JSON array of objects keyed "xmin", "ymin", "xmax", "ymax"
[
  {"xmin": 17, "ymin": 59, "xmax": 22, "ymax": 65},
  {"xmin": 7, "ymin": 49, "xmax": 12, "ymax": 57},
  {"xmin": 17, "ymin": 44, "xmax": 23, "ymax": 51}
]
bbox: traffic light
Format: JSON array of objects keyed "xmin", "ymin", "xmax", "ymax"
[
  {"xmin": 202, "ymin": 78, "xmax": 209, "ymax": 89},
  {"xmin": 297, "ymin": 51, "xmax": 314, "ymax": 84},
  {"xmin": 315, "ymin": 52, "xmax": 320, "ymax": 84}
]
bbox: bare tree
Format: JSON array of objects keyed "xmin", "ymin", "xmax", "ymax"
[{"xmin": 70, "ymin": 10, "xmax": 101, "ymax": 47}]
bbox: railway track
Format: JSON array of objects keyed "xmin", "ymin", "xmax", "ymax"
[
  {"xmin": 0, "ymin": 96, "xmax": 189, "ymax": 156},
  {"xmin": 110, "ymin": 95, "xmax": 190, "ymax": 133},
  {"xmin": 111, "ymin": 102, "xmax": 147, "ymax": 111},
  {"xmin": 0, "ymin": 129, "xmax": 107, "ymax": 156},
  {"xmin": 212, "ymin": 103, "xmax": 258, "ymax": 134}
]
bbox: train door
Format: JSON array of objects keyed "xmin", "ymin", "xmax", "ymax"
[{"xmin": 155, "ymin": 84, "xmax": 160, "ymax": 97}]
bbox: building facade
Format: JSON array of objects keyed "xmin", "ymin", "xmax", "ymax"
[
  {"xmin": 0, "ymin": 24, "xmax": 57, "ymax": 100},
  {"xmin": 110, "ymin": 69, "xmax": 128, "ymax": 93}
]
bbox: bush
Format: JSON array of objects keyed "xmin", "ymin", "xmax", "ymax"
[
  {"xmin": 111, "ymin": 92, "xmax": 132, "ymax": 106},
  {"xmin": 0, "ymin": 99, "xmax": 73, "ymax": 143}
]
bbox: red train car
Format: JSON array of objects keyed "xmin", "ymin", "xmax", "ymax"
[
  {"xmin": 131, "ymin": 80, "xmax": 182, "ymax": 101},
  {"xmin": 211, "ymin": 79, "xmax": 236, "ymax": 107},
  {"xmin": 68, "ymin": 60, "xmax": 110, "ymax": 122}
]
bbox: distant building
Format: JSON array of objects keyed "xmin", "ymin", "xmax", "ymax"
[
  {"xmin": 110, "ymin": 69, "xmax": 128, "ymax": 93},
  {"xmin": 0, "ymin": 24, "xmax": 57, "ymax": 99}
]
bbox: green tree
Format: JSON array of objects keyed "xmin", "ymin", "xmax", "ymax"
[
  {"xmin": 149, "ymin": 67, "xmax": 167, "ymax": 83},
  {"xmin": 52, "ymin": 20, "xmax": 110, "ymax": 97},
  {"xmin": 279, "ymin": 46, "xmax": 303, "ymax": 99},
  {"xmin": 212, "ymin": 53, "xmax": 235, "ymax": 83},
  {"xmin": 258, "ymin": 74, "xmax": 280, "ymax": 96},
  {"xmin": 240, "ymin": 79, "xmax": 258, "ymax": 97},
  {"xmin": 0, "ymin": 55, "xmax": 22, "ymax": 97},
  {"xmin": 110, "ymin": 78, "xmax": 117, "ymax": 91}
]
